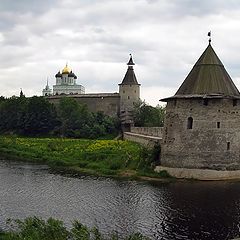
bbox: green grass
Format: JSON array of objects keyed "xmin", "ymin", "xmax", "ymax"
[{"xmin": 0, "ymin": 136, "xmax": 155, "ymax": 177}]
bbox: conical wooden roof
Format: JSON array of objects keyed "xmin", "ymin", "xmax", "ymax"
[
  {"xmin": 120, "ymin": 55, "xmax": 139, "ymax": 85},
  {"xmin": 162, "ymin": 43, "xmax": 240, "ymax": 101}
]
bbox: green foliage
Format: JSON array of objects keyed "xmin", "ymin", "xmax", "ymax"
[
  {"xmin": 0, "ymin": 137, "xmax": 146, "ymax": 175},
  {"xmin": 133, "ymin": 100, "xmax": 165, "ymax": 127},
  {"xmin": 24, "ymin": 96, "xmax": 59, "ymax": 135},
  {"xmin": 2, "ymin": 217, "xmax": 150, "ymax": 240},
  {"xmin": 4, "ymin": 217, "xmax": 68, "ymax": 240},
  {"xmin": 56, "ymin": 98, "xmax": 120, "ymax": 138},
  {"xmin": 0, "ymin": 96, "xmax": 119, "ymax": 139},
  {"xmin": 138, "ymin": 144, "xmax": 161, "ymax": 171},
  {"xmin": 0, "ymin": 96, "xmax": 58, "ymax": 136}
]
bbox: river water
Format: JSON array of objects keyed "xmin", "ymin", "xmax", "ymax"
[{"xmin": 0, "ymin": 160, "xmax": 240, "ymax": 240}]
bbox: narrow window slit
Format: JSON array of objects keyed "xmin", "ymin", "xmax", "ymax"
[
  {"xmin": 227, "ymin": 142, "xmax": 230, "ymax": 151},
  {"xmin": 233, "ymin": 99, "xmax": 237, "ymax": 106},
  {"xmin": 187, "ymin": 117, "xmax": 193, "ymax": 129}
]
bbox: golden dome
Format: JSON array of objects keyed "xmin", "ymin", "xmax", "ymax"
[{"xmin": 62, "ymin": 64, "xmax": 71, "ymax": 74}]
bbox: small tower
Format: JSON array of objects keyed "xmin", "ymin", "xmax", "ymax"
[
  {"xmin": 160, "ymin": 38, "xmax": 240, "ymax": 172},
  {"xmin": 119, "ymin": 54, "xmax": 140, "ymax": 112},
  {"xmin": 119, "ymin": 55, "xmax": 140, "ymax": 130},
  {"xmin": 42, "ymin": 79, "xmax": 52, "ymax": 96}
]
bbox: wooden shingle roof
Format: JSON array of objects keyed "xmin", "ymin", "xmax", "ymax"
[
  {"xmin": 120, "ymin": 55, "xmax": 139, "ymax": 85},
  {"xmin": 161, "ymin": 43, "xmax": 240, "ymax": 101}
]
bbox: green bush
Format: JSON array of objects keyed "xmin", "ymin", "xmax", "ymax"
[{"xmin": 2, "ymin": 217, "xmax": 150, "ymax": 240}]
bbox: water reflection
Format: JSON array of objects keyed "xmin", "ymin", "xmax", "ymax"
[{"xmin": 0, "ymin": 160, "xmax": 240, "ymax": 240}]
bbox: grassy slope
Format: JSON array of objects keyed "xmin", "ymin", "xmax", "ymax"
[{"xmin": 0, "ymin": 136, "xmax": 155, "ymax": 177}]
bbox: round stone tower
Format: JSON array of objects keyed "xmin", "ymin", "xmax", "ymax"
[{"xmin": 160, "ymin": 41, "xmax": 240, "ymax": 172}]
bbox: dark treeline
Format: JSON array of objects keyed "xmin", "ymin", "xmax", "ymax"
[{"xmin": 0, "ymin": 96, "xmax": 120, "ymax": 138}]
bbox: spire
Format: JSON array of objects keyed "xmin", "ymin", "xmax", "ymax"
[
  {"xmin": 127, "ymin": 54, "xmax": 135, "ymax": 66},
  {"xmin": 208, "ymin": 31, "xmax": 211, "ymax": 44},
  {"xmin": 120, "ymin": 54, "xmax": 139, "ymax": 85},
  {"xmin": 45, "ymin": 77, "xmax": 50, "ymax": 90},
  {"xmin": 20, "ymin": 88, "xmax": 24, "ymax": 98},
  {"xmin": 174, "ymin": 42, "xmax": 240, "ymax": 97}
]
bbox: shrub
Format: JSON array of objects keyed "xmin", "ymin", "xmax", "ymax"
[{"xmin": 3, "ymin": 217, "xmax": 150, "ymax": 240}]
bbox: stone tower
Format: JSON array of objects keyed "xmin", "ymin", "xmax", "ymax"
[
  {"xmin": 119, "ymin": 55, "xmax": 140, "ymax": 130},
  {"xmin": 160, "ymin": 41, "xmax": 240, "ymax": 171}
]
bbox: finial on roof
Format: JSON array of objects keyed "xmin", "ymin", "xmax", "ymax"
[
  {"xmin": 208, "ymin": 31, "xmax": 211, "ymax": 44},
  {"xmin": 20, "ymin": 88, "xmax": 24, "ymax": 97},
  {"xmin": 127, "ymin": 54, "xmax": 135, "ymax": 66}
]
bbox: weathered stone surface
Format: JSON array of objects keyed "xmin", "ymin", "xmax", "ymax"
[
  {"xmin": 130, "ymin": 127, "xmax": 163, "ymax": 138},
  {"xmin": 155, "ymin": 166, "xmax": 240, "ymax": 180},
  {"xmin": 48, "ymin": 93, "xmax": 120, "ymax": 117},
  {"xmin": 124, "ymin": 132, "xmax": 162, "ymax": 147},
  {"xmin": 161, "ymin": 98, "xmax": 240, "ymax": 170}
]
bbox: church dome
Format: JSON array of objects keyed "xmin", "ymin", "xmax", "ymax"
[
  {"xmin": 62, "ymin": 64, "xmax": 71, "ymax": 74},
  {"xmin": 55, "ymin": 71, "xmax": 62, "ymax": 78},
  {"xmin": 68, "ymin": 71, "xmax": 75, "ymax": 77}
]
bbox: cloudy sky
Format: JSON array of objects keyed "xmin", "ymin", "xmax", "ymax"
[{"xmin": 1, "ymin": 0, "xmax": 240, "ymax": 106}]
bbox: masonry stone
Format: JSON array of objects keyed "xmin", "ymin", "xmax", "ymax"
[{"xmin": 44, "ymin": 56, "xmax": 140, "ymax": 122}]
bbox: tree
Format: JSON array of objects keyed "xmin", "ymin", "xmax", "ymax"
[
  {"xmin": 133, "ymin": 100, "xmax": 165, "ymax": 127},
  {"xmin": 0, "ymin": 96, "xmax": 28, "ymax": 134},
  {"xmin": 23, "ymin": 96, "xmax": 58, "ymax": 135},
  {"xmin": 57, "ymin": 98, "xmax": 120, "ymax": 138}
]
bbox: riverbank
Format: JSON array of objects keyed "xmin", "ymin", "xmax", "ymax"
[{"xmin": 0, "ymin": 136, "xmax": 167, "ymax": 181}]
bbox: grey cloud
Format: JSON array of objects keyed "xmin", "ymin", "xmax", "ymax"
[
  {"xmin": 0, "ymin": 0, "xmax": 59, "ymax": 14},
  {"xmin": 1, "ymin": 0, "xmax": 240, "ymax": 106}
]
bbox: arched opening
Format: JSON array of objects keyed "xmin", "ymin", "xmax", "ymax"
[{"xmin": 187, "ymin": 117, "xmax": 193, "ymax": 129}]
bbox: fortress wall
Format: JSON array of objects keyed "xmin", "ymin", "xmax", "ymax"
[
  {"xmin": 130, "ymin": 127, "xmax": 163, "ymax": 137},
  {"xmin": 47, "ymin": 94, "xmax": 120, "ymax": 118},
  {"xmin": 161, "ymin": 98, "xmax": 240, "ymax": 170},
  {"xmin": 124, "ymin": 132, "xmax": 162, "ymax": 147}
]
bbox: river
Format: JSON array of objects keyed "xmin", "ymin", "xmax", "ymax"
[{"xmin": 0, "ymin": 160, "xmax": 240, "ymax": 240}]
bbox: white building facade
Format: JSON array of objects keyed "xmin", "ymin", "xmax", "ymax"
[{"xmin": 42, "ymin": 64, "xmax": 85, "ymax": 96}]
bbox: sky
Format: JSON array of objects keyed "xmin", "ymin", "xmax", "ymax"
[{"xmin": 1, "ymin": 0, "xmax": 240, "ymax": 106}]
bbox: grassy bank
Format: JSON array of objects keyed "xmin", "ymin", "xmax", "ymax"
[
  {"xmin": 1, "ymin": 216, "xmax": 150, "ymax": 240},
  {"xmin": 0, "ymin": 136, "xmax": 162, "ymax": 178}
]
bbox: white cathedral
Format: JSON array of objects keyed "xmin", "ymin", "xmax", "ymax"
[{"xmin": 42, "ymin": 64, "xmax": 85, "ymax": 96}]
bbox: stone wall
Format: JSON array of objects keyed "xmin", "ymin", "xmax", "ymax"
[
  {"xmin": 124, "ymin": 132, "xmax": 162, "ymax": 147},
  {"xmin": 131, "ymin": 127, "xmax": 163, "ymax": 137},
  {"xmin": 48, "ymin": 93, "xmax": 120, "ymax": 117},
  {"xmin": 119, "ymin": 84, "xmax": 140, "ymax": 112},
  {"xmin": 155, "ymin": 166, "xmax": 240, "ymax": 180},
  {"xmin": 161, "ymin": 98, "xmax": 240, "ymax": 170}
]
